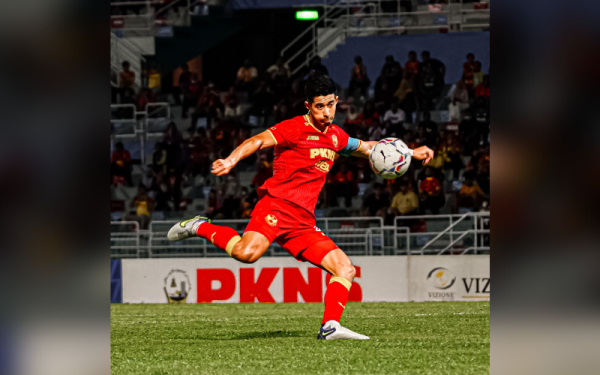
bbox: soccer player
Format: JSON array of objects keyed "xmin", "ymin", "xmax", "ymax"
[{"xmin": 168, "ymin": 75, "xmax": 434, "ymax": 340}]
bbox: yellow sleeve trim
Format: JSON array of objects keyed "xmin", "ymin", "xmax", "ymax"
[
  {"xmin": 225, "ymin": 236, "xmax": 242, "ymax": 256},
  {"xmin": 330, "ymin": 276, "xmax": 352, "ymax": 291},
  {"xmin": 358, "ymin": 139, "xmax": 363, "ymax": 152},
  {"xmin": 266, "ymin": 129, "xmax": 278, "ymax": 145}
]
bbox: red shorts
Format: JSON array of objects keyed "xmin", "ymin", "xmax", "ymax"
[{"xmin": 244, "ymin": 195, "xmax": 338, "ymax": 265}]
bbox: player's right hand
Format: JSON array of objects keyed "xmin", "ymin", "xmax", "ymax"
[
  {"xmin": 412, "ymin": 146, "xmax": 434, "ymax": 165},
  {"xmin": 212, "ymin": 158, "xmax": 235, "ymax": 176}
]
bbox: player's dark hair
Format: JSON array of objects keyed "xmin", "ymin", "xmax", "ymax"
[{"xmin": 305, "ymin": 75, "xmax": 337, "ymax": 103}]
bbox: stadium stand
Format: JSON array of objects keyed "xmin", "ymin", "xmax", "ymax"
[{"xmin": 110, "ymin": 0, "xmax": 490, "ymax": 258}]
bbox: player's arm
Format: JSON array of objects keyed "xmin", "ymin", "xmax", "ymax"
[
  {"xmin": 212, "ymin": 130, "xmax": 276, "ymax": 176},
  {"xmin": 343, "ymin": 138, "xmax": 435, "ymax": 164}
]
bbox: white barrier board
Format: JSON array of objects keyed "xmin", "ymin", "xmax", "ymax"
[
  {"xmin": 407, "ymin": 255, "xmax": 490, "ymax": 302},
  {"xmin": 122, "ymin": 255, "xmax": 488, "ymax": 303}
]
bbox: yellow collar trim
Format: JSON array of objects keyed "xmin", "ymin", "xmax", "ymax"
[{"xmin": 304, "ymin": 114, "xmax": 328, "ymax": 134}]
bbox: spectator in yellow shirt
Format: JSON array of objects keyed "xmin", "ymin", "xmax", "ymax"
[
  {"xmin": 391, "ymin": 181, "xmax": 419, "ymax": 216},
  {"xmin": 458, "ymin": 170, "xmax": 483, "ymax": 212},
  {"xmin": 124, "ymin": 186, "xmax": 154, "ymax": 230},
  {"xmin": 391, "ymin": 181, "xmax": 420, "ymax": 228}
]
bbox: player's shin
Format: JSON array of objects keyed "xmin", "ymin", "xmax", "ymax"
[
  {"xmin": 322, "ymin": 276, "xmax": 352, "ymax": 325},
  {"xmin": 197, "ymin": 223, "xmax": 241, "ymax": 256}
]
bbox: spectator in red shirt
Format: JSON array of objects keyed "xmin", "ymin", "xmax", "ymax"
[
  {"xmin": 119, "ymin": 61, "xmax": 135, "ymax": 90},
  {"xmin": 251, "ymin": 151, "xmax": 274, "ymax": 188},
  {"xmin": 462, "ymin": 53, "xmax": 476, "ymax": 91},
  {"xmin": 330, "ymin": 163, "xmax": 357, "ymax": 208},
  {"xmin": 111, "ymin": 142, "xmax": 133, "ymax": 186},
  {"xmin": 356, "ymin": 100, "xmax": 380, "ymax": 128},
  {"xmin": 419, "ymin": 166, "xmax": 445, "ymax": 214},
  {"xmin": 349, "ymin": 55, "xmax": 371, "ymax": 103},
  {"xmin": 342, "ymin": 97, "xmax": 361, "ymax": 137},
  {"xmin": 188, "ymin": 128, "xmax": 212, "ymax": 177},
  {"xmin": 475, "ymin": 75, "xmax": 490, "ymax": 98},
  {"xmin": 135, "ymin": 88, "xmax": 156, "ymax": 113},
  {"xmin": 404, "ymin": 130, "xmax": 420, "ymax": 149},
  {"xmin": 176, "ymin": 63, "xmax": 202, "ymax": 119},
  {"xmin": 404, "ymin": 51, "xmax": 419, "ymax": 77}
]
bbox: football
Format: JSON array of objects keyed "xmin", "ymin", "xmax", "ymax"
[{"xmin": 369, "ymin": 138, "xmax": 412, "ymax": 179}]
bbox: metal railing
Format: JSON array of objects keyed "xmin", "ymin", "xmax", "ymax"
[
  {"xmin": 111, "ymin": 221, "xmax": 141, "ymax": 258},
  {"xmin": 393, "ymin": 212, "xmax": 490, "ymax": 255},
  {"xmin": 111, "ymin": 32, "xmax": 146, "ymax": 89},
  {"xmin": 281, "ymin": 0, "xmax": 490, "ymax": 75},
  {"xmin": 110, "ymin": 0, "xmax": 191, "ymax": 36},
  {"xmin": 110, "ymin": 102, "xmax": 172, "ymax": 165},
  {"xmin": 110, "ymin": 213, "xmax": 490, "ymax": 258}
]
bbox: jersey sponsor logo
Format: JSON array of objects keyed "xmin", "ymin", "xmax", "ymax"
[
  {"xmin": 265, "ymin": 214, "xmax": 278, "ymax": 227},
  {"xmin": 307, "ymin": 136, "xmax": 319, "ymax": 141},
  {"xmin": 314, "ymin": 160, "xmax": 330, "ymax": 173},
  {"xmin": 309, "ymin": 148, "xmax": 336, "ymax": 161},
  {"xmin": 332, "ymin": 135, "xmax": 338, "ymax": 148}
]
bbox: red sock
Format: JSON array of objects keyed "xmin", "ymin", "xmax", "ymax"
[
  {"xmin": 322, "ymin": 277, "xmax": 351, "ymax": 325},
  {"xmin": 197, "ymin": 223, "xmax": 241, "ymax": 255}
]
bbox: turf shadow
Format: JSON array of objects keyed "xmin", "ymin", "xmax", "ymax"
[{"xmin": 201, "ymin": 330, "xmax": 308, "ymax": 340}]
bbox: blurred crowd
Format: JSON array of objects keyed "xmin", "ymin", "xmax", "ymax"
[{"xmin": 111, "ymin": 48, "xmax": 490, "ymax": 229}]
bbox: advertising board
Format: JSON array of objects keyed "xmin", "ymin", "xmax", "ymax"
[{"xmin": 121, "ymin": 255, "xmax": 488, "ymax": 303}]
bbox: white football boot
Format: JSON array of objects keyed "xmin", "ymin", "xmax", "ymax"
[
  {"xmin": 167, "ymin": 216, "xmax": 210, "ymax": 241},
  {"xmin": 317, "ymin": 320, "xmax": 370, "ymax": 340}
]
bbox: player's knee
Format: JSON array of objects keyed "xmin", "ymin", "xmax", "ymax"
[
  {"xmin": 346, "ymin": 264, "xmax": 357, "ymax": 281},
  {"xmin": 336, "ymin": 263, "xmax": 356, "ymax": 281},
  {"xmin": 231, "ymin": 243, "xmax": 259, "ymax": 264}
]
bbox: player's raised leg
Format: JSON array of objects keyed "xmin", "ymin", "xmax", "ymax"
[
  {"xmin": 167, "ymin": 216, "xmax": 270, "ymax": 263},
  {"xmin": 317, "ymin": 248, "xmax": 369, "ymax": 340}
]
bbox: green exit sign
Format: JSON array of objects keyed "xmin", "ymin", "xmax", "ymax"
[{"xmin": 296, "ymin": 10, "xmax": 319, "ymax": 20}]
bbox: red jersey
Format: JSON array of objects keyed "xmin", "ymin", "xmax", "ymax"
[
  {"xmin": 259, "ymin": 114, "xmax": 351, "ymax": 216},
  {"xmin": 420, "ymin": 177, "xmax": 441, "ymax": 195},
  {"xmin": 475, "ymin": 86, "xmax": 490, "ymax": 98},
  {"xmin": 404, "ymin": 61, "xmax": 419, "ymax": 76}
]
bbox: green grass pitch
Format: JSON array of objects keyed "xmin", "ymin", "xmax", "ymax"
[{"xmin": 111, "ymin": 302, "xmax": 489, "ymax": 374}]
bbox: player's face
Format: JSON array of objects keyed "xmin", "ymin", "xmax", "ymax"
[{"xmin": 305, "ymin": 94, "xmax": 338, "ymax": 127}]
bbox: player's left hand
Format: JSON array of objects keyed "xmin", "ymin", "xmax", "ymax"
[
  {"xmin": 412, "ymin": 146, "xmax": 434, "ymax": 165},
  {"xmin": 212, "ymin": 158, "xmax": 235, "ymax": 176}
]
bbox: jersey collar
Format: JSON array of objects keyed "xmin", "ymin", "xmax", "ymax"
[{"xmin": 304, "ymin": 114, "xmax": 329, "ymax": 134}]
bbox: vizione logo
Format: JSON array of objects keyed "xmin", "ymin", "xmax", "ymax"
[{"xmin": 427, "ymin": 267, "xmax": 456, "ymax": 289}]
